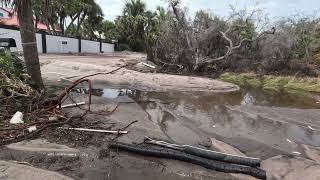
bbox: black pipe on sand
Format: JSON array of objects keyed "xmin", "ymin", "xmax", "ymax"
[{"xmin": 110, "ymin": 142, "xmax": 267, "ymax": 180}]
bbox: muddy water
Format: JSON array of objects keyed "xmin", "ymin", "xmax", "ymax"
[{"xmin": 81, "ymin": 87, "xmax": 320, "ymax": 159}]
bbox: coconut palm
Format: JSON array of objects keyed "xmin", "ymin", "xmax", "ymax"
[
  {"xmin": 123, "ymin": 0, "xmax": 145, "ymax": 17},
  {"xmin": 2, "ymin": 0, "xmax": 44, "ymax": 89}
]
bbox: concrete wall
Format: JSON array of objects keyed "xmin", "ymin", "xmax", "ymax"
[
  {"xmin": 102, "ymin": 43, "xmax": 115, "ymax": 53},
  {"xmin": 0, "ymin": 27, "xmax": 114, "ymax": 54},
  {"xmin": 46, "ymin": 35, "xmax": 78, "ymax": 53},
  {"xmin": 81, "ymin": 40, "xmax": 100, "ymax": 53},
  {"xmin": 0, "ymin": 28, "xmax": 42, "ymax": 53}
]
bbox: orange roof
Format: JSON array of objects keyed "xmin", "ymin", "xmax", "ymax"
[{"xmin": 0, "ymin": 7, "xmax": 49, "ymax": 31}]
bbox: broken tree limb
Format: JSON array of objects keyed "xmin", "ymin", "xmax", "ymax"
[
  {"xmin": 59, "ymin": 127, "xmax": 128, "ymax": 134},
  {"xmin": 195, "ymin": 27, "xmax": 276, "ymax": 69}
]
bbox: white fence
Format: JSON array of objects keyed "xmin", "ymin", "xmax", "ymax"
[
  {"xmin": 46, "ymin": 35, "xmax": 78, "ymax": 53},
  {"xmin": 0, "ymin": 27, "xmax": 43, "ymax": 53},
  {"xmin": 0, "ymin": 26, "xmax": 114, "ymax": 54},
  {"xmin": 102, "ymin": 43, "xmax": 115, "ymax": 53},
  {"xmin": 81, "ymin": 39, "xmax": 100, "ymax": 53}
]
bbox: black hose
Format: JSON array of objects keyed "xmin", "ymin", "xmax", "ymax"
[
  {"xmin": 110, "ymin": 142, "xmax": 266, "ymax": 180},
  {"xmin": 184, "ymin": 146, "xmax": 261, "ymax": 167}
]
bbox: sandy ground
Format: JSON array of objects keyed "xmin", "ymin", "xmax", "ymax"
[
  {"xmin": 2, "ymin": 53, "xmax": 320, "ymax": 180},
  {"xmin": 40, "ymin": 53, "xmax": 239, "ymax": 92}
]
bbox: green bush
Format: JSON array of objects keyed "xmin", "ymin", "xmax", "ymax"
[
  {"xmin": 117, "ymin": 43, "xmax": 131, "ymax": 51},
  {"xmin": 220, "ymin": 72, "xmax": 320, "ymax": 93}
]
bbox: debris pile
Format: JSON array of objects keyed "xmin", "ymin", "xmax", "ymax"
[{"xmin": 0, "ymin": 56, "xmax": 128, "ymax": 146}]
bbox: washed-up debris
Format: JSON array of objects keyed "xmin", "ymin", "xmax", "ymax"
[
  {"xmin": 59, "ymin": 127, "xmax": 128, "ymax": 134},
  {"xmin": 308, "ymin": 126, "xmax": 315, "ymax": 131},
  {"xmin": 110, "ymin": 142, "xmax": 266, "ymax": 180},
  {"xmin": 27, "ymin": 126, "xmax": 37, "ymax": 133},
  {"xmin": 142, "ymin": 62, "xmax": 156, "ymax": 69},
  {"xmin": 301, "ymin": 144, "xmax": 320, "ymax": 164},
  {"xmin": 10, "ymin": 111, "xmax": 24, "ymax": 124},
  {"xmin": 292, "ymin": 151, "xmax": 301, "ymax": 155},
  {"xmin": 49, "ymin": 116, "xmax": 58, "ymax": 121},
  {"xmin": 144, "ymin": 136, "xmax": 261, "ymax": 167},
  {"xmin": 1, "ymin": 65, "xmax": 128, "ymax": 146},
  {"xmin": 58, "ymin": 102, "xmax": 86, "ymax": 109}
]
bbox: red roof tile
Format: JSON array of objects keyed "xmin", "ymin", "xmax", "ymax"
[{"xmin": 0, "ymin": 7, "xmax": 50, "ymax": 31}]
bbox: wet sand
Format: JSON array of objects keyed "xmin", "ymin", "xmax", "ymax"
[{"xmin": 2, "ymin": 53, "xmax": 320, "ymax": 180}]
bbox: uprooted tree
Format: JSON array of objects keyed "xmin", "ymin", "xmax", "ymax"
[
  {"xmin": 150, "ymin": 1, "xmax": 320, "ymax": 76},
  {"xmin": 150, "ymin": 0, "xmax": 276, "ymax": 73}
]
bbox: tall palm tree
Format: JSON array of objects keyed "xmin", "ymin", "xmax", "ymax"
[
  {"xmin": 123, "ymin": 0, "xmax": 145, "ymax": 17},
  {"xmin": 2, "ymin": 0, "xmax": 44, "ymax": 89}
]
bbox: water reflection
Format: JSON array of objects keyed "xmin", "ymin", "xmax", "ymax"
[
  {"xmin": 74, "ymin": 87, "xmax": 320, "ymax": 155},
  {"xmin": 130, "ymin": 88, "xmax": 320, "ymax": 155}
]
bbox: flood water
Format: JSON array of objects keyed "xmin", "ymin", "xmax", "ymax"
[{"xmin": 75, "ymin": 87, "xmax": 320, "ymax": 159}]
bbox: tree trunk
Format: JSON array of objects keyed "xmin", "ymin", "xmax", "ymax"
[
  {"xmin": 34, "ymin": 15, "xmax": 38, "ymax": 31},
  {"xmin": 59, "ymin": 17, "xmax": 65, "ymax": 35},
  {"xmin": 77, "ymin": 12, "xmax": 87, "ymax": 36},
  {"xmin": 66, "ymin": 14, "xmax": 80, "ymax": 33},
  {"xmin": 17, "ymin": 0, "xmax": 44, "ymax": 89},
  {"xmin": 45, "ymin": 20, "xmax": 52, "ymax": 34}
]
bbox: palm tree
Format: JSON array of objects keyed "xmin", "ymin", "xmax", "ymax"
[
  {"xmin": 116, "ymin": 0, "xmax": 147, "ymax": 51},
  {"xmin": 2, "ymin": 0, "xmax": 44, "ymax": 89},
  {"xmin": 123, "ymin": 0, "xmax": 145, "ymax": 17}
]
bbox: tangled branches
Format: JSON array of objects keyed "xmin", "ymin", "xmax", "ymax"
[
  {"xmin": 0, "ymin": 64, "xmax": 128, "ymax": 146},
  {"xmin": 151, "ymin": 1, "xmax": 276, "ymax": 73}
]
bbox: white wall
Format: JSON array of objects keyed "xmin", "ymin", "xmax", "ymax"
[
  {"xmin": 36, "ymin": 33, "xmax": 42, "ymax": 53},
  {"xmin": 81, "ymin": 40, "xmax": 100, "ymax": 53},
  {"xmin": 0, "ymin": 28, "xmax": 42, "ymax": 53},
  {"xmin": 102, "ymin": 43, "xmax": 114, "ymax": 53},
  {"xmin": 46, "ymin": 35, "xmax": 78, "ymax": 53},
  {"xmin": 0, "ymin": 27, "xmax": 114, "ymax": 54}
]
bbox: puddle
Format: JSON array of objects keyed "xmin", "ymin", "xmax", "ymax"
[
  {"xmin": 75, "ymin": 87, "xmax": 320, "ymax": 157},
  {"xmin": 73, "ymin": 88, "xmax": 135, "ymax": 99}
]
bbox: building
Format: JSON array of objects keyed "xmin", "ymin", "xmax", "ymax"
[{"xmin": 0, "ymin": 7, "xmax": 49, "ymax": 31}]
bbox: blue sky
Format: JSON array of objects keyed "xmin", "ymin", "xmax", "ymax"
[{"xmin": 96, "ymin": 0, "xmax": 319, "ymax": 20}]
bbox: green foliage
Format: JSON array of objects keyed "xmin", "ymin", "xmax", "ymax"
[
  {"xmin": 220, "ymin": 73, "xmax": 320, "ymax": 93},
  {"xmin": 220, "ymin": 73, "xmax": 261, "ymax": 88},
  {"xmin": 0, "ymin": 52, "xmax": 29, "ymax": 97},
  {"xmin": 32, "ymin": 0, "xmax": 104, "ymax": 39},
  {"xmin": 285, "ymin": 17, "xmax": 320, "ymax": 60},
  {"xmin": 115, "ymin": 0, "xmax": 165, "ymax": 52},
  {"xmin": 0, "ymin": 52, "xmax": 11, "ymax": 74},
  {"xmin": 0, "ymin": 52, "xmax": 25, "ymax": 77},
  {"xmin": 101, "ymin": 20, "xmax": 120, "ymax": 42},
  {"xmin": 117, "ymin": 43, "xmax": 131, "ymax": 51}
]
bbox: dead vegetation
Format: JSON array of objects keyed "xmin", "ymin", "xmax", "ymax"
[
  {"xmin": 150, "ymin": 0, "xmax": 320, "ymax": 77},
  {"xmin": 0, "ymin": 53, "xmax": 128, "ymax": 146}
]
